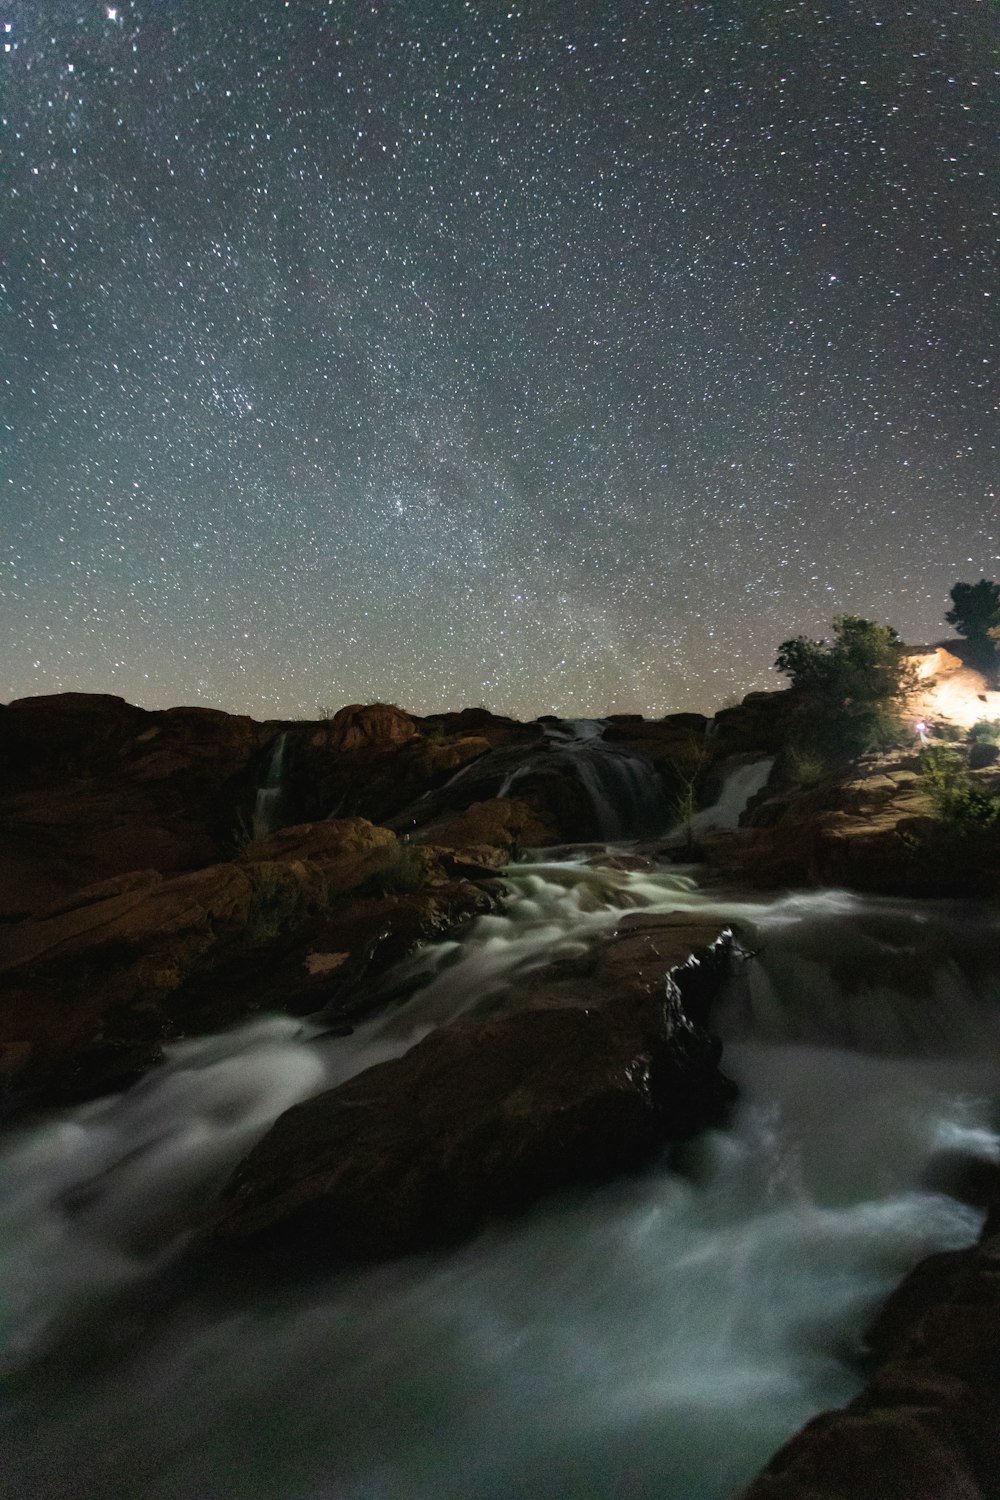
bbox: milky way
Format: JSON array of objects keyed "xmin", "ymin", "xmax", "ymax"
[{"xmin": 4, "ymin": 2, "xmax": 997, "ymax": 717}]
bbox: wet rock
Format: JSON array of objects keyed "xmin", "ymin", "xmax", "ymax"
[
  {"xmin": 212, "ymin": 968, "xmax": 736, "ymax": 1262},
  {"xmin": 513, "ymin": 912, "xmax": 737, "ymax": 1023}
]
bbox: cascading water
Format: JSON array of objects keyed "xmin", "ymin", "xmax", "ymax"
[
  {"xmin": 2, "ymin": 762, "xmax": 999, "ymax": 1500},
  {"xmin": 500, "ymin": 719, "xmax": 672, "ymax": 839},
  {"xmin": 687, "ymin": 756, "xmax": 774, "ymax": 833},
  {"xmin": 252, "ymin": 731, "xmax": 288, "ymax": 840}
]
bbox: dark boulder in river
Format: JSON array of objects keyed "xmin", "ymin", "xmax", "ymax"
[{"xmin": 212, "ymin": 946, "xmax": 737, "ymax": 1261}]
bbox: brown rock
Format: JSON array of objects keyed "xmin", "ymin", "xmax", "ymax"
[
  {"xmin": 411, "ymin": 796, "xmax": 557, "ymax": 855},
  {"xmin": 600, "ymin": 716, "xmax": 716, "ymax": 782},
  {"xmin": 512, "ymin": 911, "xmax": 734, "ymax": 1021},
  {"xmin": 712, "ymin": 691, "xmax": 792, "ymax": 754},
  {"xmin": 0, "ymin": 819, "xmax": 499, "ymax": 1112},
  {"xmin": 416, "ymin": 735, "xmax": 492, "ymax": 778},
  {"xmin": 1, "ymin": 692, "xmax": 149, "ymax": 783},
  {"xmin": 419, "ymin": 707, "xmax": 533, "ymax": 748},
  {"xmin": 705, "ymin": 754, "xmax": 1000, "ymax": 898},
  {"xmin": 212, "ymin": 981, "xmax": 735, "ymax": 1262},
  {"xmin": 318, "ymin": 703, "xmax": 418, "ymax": 752},
  {"xmin": 237, "ymin": 816, "xmax": 397, "ymax": 870},
  {"xmin": 0, "ymin": 694, "xmax": 272, "ymax": 916}
]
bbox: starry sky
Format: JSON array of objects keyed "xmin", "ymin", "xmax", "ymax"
[{"xmin": 3, "ymin": 1, "xmax": 997, "ymax": 719}]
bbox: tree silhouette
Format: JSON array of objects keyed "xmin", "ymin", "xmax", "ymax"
[
  {"xmin": 945, "ymin": 580, "xmax": 1000, "ymax": 680},
  {"xmin": 945, "ymin": 579, "xmax": 1000, "ymax": 641}
]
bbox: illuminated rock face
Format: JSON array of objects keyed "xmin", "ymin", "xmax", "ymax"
[{"xmin": 905, "ymin": 647, "xmax": 1000, "ymax": 729}]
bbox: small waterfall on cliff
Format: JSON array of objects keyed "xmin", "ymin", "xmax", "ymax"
[
  {"xmin": 500, "ymin": 719, "xmax": 671, "ymax": 839},
  {"xmin": 688, "ymin": 756, "xmax": 774, "ymax": 833},
  {"xmin": 252, "ymin": 731, "xmax": 288, "ymax": 840},
  {"xmin": 2, "ymin": 837, "xmax": 1000, "ymax": 1497}
]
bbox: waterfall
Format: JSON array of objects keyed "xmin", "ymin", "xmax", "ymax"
[
  {"xmin": 2, "ymin": 858, "xmax": 999, "ymax": 1498},
  {"xmin": 688, "ymin": 756, "xmax": 774, "ymax": 833},
  {"xmin": 503, "ymin": 719, "xmax": 671, "ymax": 840},
  {"xmin": 252, "ymin": 732, "xmax": 288, "ymax": 840}
]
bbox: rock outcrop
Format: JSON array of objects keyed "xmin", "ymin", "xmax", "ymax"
[
  {"xmin": 706, "ymin": 751, "xmax": 1000, "ymax": 898},
  {"xmin": 0, "ymin": 694, "xmax": 272, "ymax": 917},
  {"xmin": 0, "ymin": 691, "xmax": 752, "ymax": 1114},
  {"xmin": 0, "ymin": 818, "xmax": 499, "ymax": 1112},
  {"xmin": 212, "ymin": 932, "xmax": 738, "ymax": 1262}
]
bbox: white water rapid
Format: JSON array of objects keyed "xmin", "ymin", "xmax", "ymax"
[{"xmin": 2, "ymin": 769, "xmax": 999, "ymax": 1499}]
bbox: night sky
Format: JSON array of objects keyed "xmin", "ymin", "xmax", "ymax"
[{"xmin": 4, "ymin": 2, "xmax": 997, "ymax": 719}]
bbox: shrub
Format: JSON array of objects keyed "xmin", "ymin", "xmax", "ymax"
[
  {"xmin": 970, "ymin": 719, "xmax": 1000, "ymax": 746},
  {"xmin": 782, "ymin": 742, "xmax": 833, "ymax": 787},
  {"xmin": 945, "ymin": 580, "xmax": 1000, "ymax": 681},
  {"xmin": 775, "ymin": 616, "xmax": 913, "ymax": 760},
  {"xmin": 244, "ymin": 863, "xmax": 309, "ymax": 943},
  {"xmin": 919, "ymin": 748, "xmax": 1000, "ymax": 826},
  {"xmin": 370, "ymin": 843, "xmax": 427, "ymax": 895}
]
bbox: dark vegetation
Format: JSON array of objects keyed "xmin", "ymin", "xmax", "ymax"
[
  {"xmin": 919, "ymin": 747, "xmax": 1000, "ymax": 826},
  {"xmin": 945, "ymin": 577, "xmax": 1000, "ymax": 681},
  {"xmin": 772, "ymin": 589, "xmax": 1000, "ymax": 841},
  {"xmin": 775, "ymin": 614, "xmax": 913, "ymax": 762}
]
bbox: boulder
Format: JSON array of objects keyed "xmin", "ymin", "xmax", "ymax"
[
  {"xmin": 212, "ymin": 950, "xmax": 737, "ymax": 1261},
  {"xmin": 410, "ymin": 796, "xmax": 558, "ymax": 858},
  {"xmin": 0, "ymin": 692, "xmax": 149, "ymax": 784},
  {"xmin": 601, "ymin": 717, "xmax": 716, "ymax": 784},
  {"xmin": 319, "ymin": 703, "xmax": 418, "ymax": 751},
  {"xmin": 420, "ymin": 707, "xmax": 534, "ymax": 748},
  {"xmin": 511, "ymin": 911, "xmax": 736, "ymax": 1021},
  {"xmin": 712, "ymin": 691, "xmax": 791, "ymax": 754}
]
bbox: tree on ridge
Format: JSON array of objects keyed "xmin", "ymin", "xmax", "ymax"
[{"xmin": 945, "ymin": 580, "xmax": 1000, "ymax": 680}]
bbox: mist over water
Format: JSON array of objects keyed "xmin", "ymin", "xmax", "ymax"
[{"xmin": 2, "ymin": 766, "xmax": 999, "ymax": 1499}]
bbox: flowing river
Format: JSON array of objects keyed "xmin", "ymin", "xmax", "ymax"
[{"xmin": 2, "ymin": 787, "xmax": 999, "ymax": 1498}]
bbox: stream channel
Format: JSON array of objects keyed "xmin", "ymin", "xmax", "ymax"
[{"xmin": 2, "ymin": 762, "xmax": 1000, "ymax": 1499}]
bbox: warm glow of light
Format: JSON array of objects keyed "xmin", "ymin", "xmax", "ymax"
[
  {"xmin": 907, "ymin": 650, "xmax": 999, "ymax": 730},
  {"xmin": 926, "ymin": 679, "xmax": 999, "ymax": 728}
]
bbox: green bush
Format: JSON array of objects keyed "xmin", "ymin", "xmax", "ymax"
[
  {"xmin": 776, "ymin": 616, "xmax": 912, "ymax": 760},
  {"xmin": 919, "ymin": 748, "xmax": 1000, "ymax": 826},
  {"xmin": 970, "ymin": 719, "xmax": 1000, "ymax": 746},
  {"xmin": 782, "ymin": 742, "xmax": 833, "ymax": 787}
]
